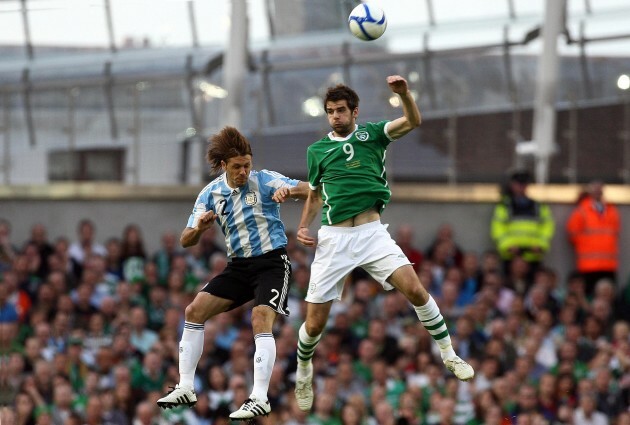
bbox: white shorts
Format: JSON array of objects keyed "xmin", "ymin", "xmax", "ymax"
[{"xmin": 306, "ymin": 220, "xmax": 412, "ymax": 303}]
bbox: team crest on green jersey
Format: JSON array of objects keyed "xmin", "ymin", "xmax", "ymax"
[
  {"xmin": 245, "ymin": 191, "xmax": 258, "ymax": 206},
  {"xmin": 355, "ymin": 131, "xmax": 369, "ymax": 141}
]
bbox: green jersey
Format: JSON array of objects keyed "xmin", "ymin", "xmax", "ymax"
[{"xmin": 307, "ymin": 121, "xmax": 394, "ymax": 225}]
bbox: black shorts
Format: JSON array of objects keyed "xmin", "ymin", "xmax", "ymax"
[{"xmin": 201, "ymin": 248, "xmax": 292, "ymax": 316}]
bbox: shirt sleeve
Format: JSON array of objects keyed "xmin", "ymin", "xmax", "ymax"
[
  {"xmin": 307, "ymin": 146, "xmax": 321, "ymax": 190},
  {"xmin": 366, "ymin": 120, "xmax": 393, "ymax": 147},
  {"xmin": 259, "ymin": 169, "xmax": 300, "ymax": 198},
  {"xmin": 186, "ymin": 190, "xmax": 214, "ymax": 228}
]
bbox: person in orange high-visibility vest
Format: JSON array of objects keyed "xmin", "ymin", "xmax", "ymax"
[{"xmin": 566, "ymin": 180, "xmax": 620, "ymax": 296}]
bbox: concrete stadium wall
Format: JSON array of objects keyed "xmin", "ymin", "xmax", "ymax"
[{"xmin": 2, "ymin": 192, "xmax": 630, "ymax": 288}]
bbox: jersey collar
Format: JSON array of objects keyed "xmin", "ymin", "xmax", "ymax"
[
  {"xmin": 222, "ymin": 172, "xmax": 246, "ymax": 196},
  {"xmin": 328, "ymin": 124, "xmax": 358, "ymax": 141}
]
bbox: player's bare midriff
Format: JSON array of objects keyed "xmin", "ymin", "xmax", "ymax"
[{"xmin": 332, "ymin": 207, "xmax": 380, "ymax": 227}]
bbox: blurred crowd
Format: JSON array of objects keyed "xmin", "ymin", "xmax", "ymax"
[{"xmin": 0, "ymin": 182, "xmax": 629, "ymax": 425}]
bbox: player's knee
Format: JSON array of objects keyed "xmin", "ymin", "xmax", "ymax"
[
  {"xmin": 250, "ymin": 307, "xmax": 269, "ymax": 331},
  {"xmin": 305, "ymin": 320, "xmax": 325, "ymax": 337},
  {"xmin": 405, "ymin": 283, "xmax": 429, "ymax": 307},
  {"xmin": 185, "ymin": 303, "xmax": 204, "ymax": 323}
]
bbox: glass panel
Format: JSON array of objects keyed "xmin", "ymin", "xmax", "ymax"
[
  {"xmin": 512, "ymin": 0, "xmax": 545, "ymax": 18},
  {"xmin": 84, "ymin": 150, "xmax": 123, "ymax": 180},
  {"xmin": 48, "ymin": 151, "xmax": 78, "ymax": 180},
  {"xmin": 113, "ymin": 80, "xmax": 189, "ymax": 155},
  {"xmin": 110, "ymin": 0, "xmax": 192, "ymax": 48},
  {"xmin": 432, "ymin": 0, "xmax": 511, "ymax": 23},
  {"xmin": 0, "ymin": 3, "xmax": 26, "ymax": 59},
  {"xmin": 194, "ymin": 0, "xmax": 232, "ymax": 45},
  {"xmin": 6, "ymin": 91, "xmax": 26, "ymax": 136},
  {"xmin": 73, "ymin": 86, "xmax": 112, "ymax": 147},
  {"xmin": 269, "ymin": 67, "xmax": 346, "ymax": 127},
  {"xmin": 28, "ymin": 0, "xmax": 109, "ymax": 53},
  {"xmin": 29, "ymin": 89, "xmax": 66, "ymax": 148}
]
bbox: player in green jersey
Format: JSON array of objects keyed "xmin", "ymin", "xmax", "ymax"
[{"xmin": 293, "ymin": 75, "xmax": 475, "ymax": 412}]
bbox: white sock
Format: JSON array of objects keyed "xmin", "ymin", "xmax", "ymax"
[
  {"xmin": 296, "ymin": 322, "xmax": 321, "ymax": 374},
  {"xmin": 250, "ymin": 333, "xmax": 276, "ymax": 402},
  {"xmin": 414, "ymin": 296, "xmax": 456, "ymax": 360},
  {"xmin": 179, "ymin": 321, "xmax": 204, "ymax": 389}
]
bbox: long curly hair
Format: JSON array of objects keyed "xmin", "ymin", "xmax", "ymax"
[{"xmin": 206, "ymin": 126, "xmax": 253, "ymax": 174}]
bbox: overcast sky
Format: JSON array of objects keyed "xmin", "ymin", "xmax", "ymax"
[{"xmin": 0, "ymin": 0, "xmax": 629, "ymax": 56}]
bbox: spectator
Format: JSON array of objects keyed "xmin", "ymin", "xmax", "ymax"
[
  {"xmin": 198, "ymin": 225, "xmax": 225, "ymax": 265},
  {"xmin": 339, "ymin": 402, "xmax": 365, "ymax": 425},
  {"xmin": 206, "ymin": 365, "xmax": 232, "ymax": 411},
  {"xmin": 50, "ymin": 237, "xmax": 75, "ymax": 285},
  {"xmin": 308, "ymin": 391, "xmax": 342, "ymax": 425},
  {"xmin": 72, "ymin": 283, "xmax": 98, "ymax": 330},
  {"xmin": 0, "ymin": 409, "xmax": 16, "ymax": 425},
  {"xmin": 15, "ymin": 391, "xmax": 37, "ymax": 425},
  {"xmin": 490, "ymin": 170, "xmax": 555, "ymax": 279},
  {"xmin": 283, "ymin": 396, "xmax": 310, "ymax": 425},
  {"xmin": 437, "ymin": 279, "xmax": 464, "ymax": 325},
  {"xmin": 68, "ymin": 219, "xmax": 107, "ymax": 279},
  {"xmin": 13, "ymin": 253, "xmax": 42, "ymax": 300},
  {"xmin": 473, "ymin": 356, "xmax": 501, "ymax": 393},
  {"xmin": 50, "ymin": 381, "xmax": 76, "ymax": 425},
  {"xmin": 4, "ymin": 352, "xmax": 26, "ymax": 396},
  {"xmin": 25, "ymin": 223, "xmax": 54, "ymax": 279},
  {"xmin": 3, "ymin": 269, "xmax": 32, "ymax": 322},
  {"xmin": 452, "ymin": 315, "xmax": 486, "ymax": 362},
  {"xmin": 537, "ymin": 373, "xmax": 557, "ymax": 422},
  {"xmin": 592, "ymin": 368, "xmax": 623, "ymax": 417},
  {"xmin": 366, "ymin": 318, "xmax": 401, "ymax": 365},
  {"xmin": 104, "ymin": 237, "xmax": 124, "ymax": 282},
  {"xmin": 101, "ymin": 389, "xmax": 129, "ymax": 425},
  {"xmin": 5, "ymin": 217, "xmax": 630, "ymax": 425},
  {"xmin": 508, "ymin": 384, "xmax": 539, "ymax": 422},
  {"xmin": 336, "ymin": 359, "xmax": 365, "ymax": 404},
  {"xmin": 0, "ymin": 282, "xmax": 19, "ymax": 352},
  {"xmin": 425, "ymin": 223, "xmax": 464, "ymax": 269},
  {"xmin": 0, "ymin": 218, "xmax": 18, "ymax": 272},
  {"xmin": 566, "ymin": 180, "xmax": 620, "ymax": 296},
  {"xmin": 128, "ymin": 307, "xmax": 158, "ymax": 355},
  {"xmin": 120, "ymin": 224, "xmax": 147, "ymax": 284},
  {"xmin": 184, "ymin": 243, "xmax": 209, "ymax": 283},
  {"xmin": 130, "ymin": 350, "xmax": 165, "ymax": 394},
  {"xmin": 395, "ymin": 224, "xmax": 423, "ymax": 272},
  {"xmin": 145, "ymin": 285, "xmax": 170, "ymax": 332},
  {"xmin": 152, "ymin": 231, "xmax": 180, "ymax": 284},
  {"xmin": 369, "ymin": 359, "xmax": 405, "ymax": 409},
  {"xmin": 131, "ymin": 401, "xmax": 159, "ymax": 425},
  {"xmin": 458, "ymin": 252, "xmax": 482, "ymax": 307},
  {"xmin": 84, "ymin": 313, "xmax": 112, "ymax": 359},
  {"xmin": 573, "ymin": 392, "xmax": 609, "ymax": 425}
]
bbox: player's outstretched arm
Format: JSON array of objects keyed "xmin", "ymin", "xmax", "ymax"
[
  {"xmin": 297, "ymin": 187, "xmax": 323, "ymax": 247},
  {"xmin": 272, "ymin": 181, "xmax": 310, "ymax": 203},
  {"xmin": 180, "ymin": 211, "xmax": 218, "ymax": 247},
  {"xmin": 386, "ymin": 75, "xmax": 422, "ymax": 140}
]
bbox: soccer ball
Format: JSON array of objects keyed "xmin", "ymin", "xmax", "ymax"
[{"xmin": 348, "ymin": 3, "xmax": 387, "ymax": 41}]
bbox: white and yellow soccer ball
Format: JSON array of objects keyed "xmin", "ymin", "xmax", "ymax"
[{"xmin": 348, "ymin": 3, "xmax": 387, "ymax": 41}]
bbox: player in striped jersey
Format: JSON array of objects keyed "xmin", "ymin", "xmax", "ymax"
[
  {"xmin": 157, "ymin": 127, "xmax": 308, "ymax": 420},
  {"xmin": 293, "ymin": 76, "xmax": 475, "ymax": 412}
]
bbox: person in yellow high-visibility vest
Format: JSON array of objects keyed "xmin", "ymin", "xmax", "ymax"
[{"xmin": 491, "ymin": 170, "xmax": 555, "ymax": 282}]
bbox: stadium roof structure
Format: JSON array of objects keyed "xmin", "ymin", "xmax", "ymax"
[
  {"xmin": 0, "ymin": 45, "xmax": 223, "ymax": 90},
  {"xmin": 1, "ymin": 0, "xmax": 630, "ymax": 185}
]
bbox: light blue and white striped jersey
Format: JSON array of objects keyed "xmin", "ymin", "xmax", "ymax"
[{"xmin": 187, "ymin": 169, "xmax": 300, "ymax": 259}]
